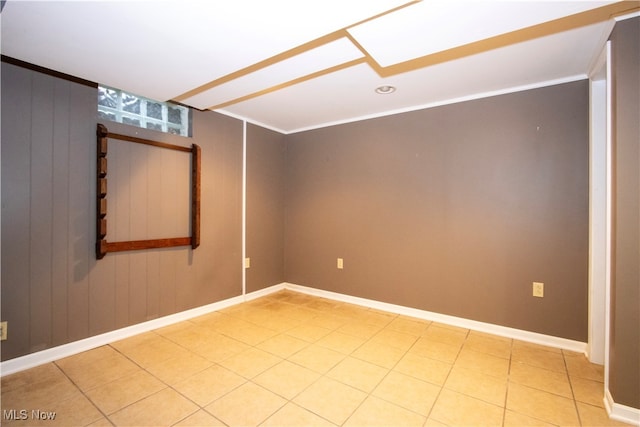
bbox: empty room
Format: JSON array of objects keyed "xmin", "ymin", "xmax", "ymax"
[{"xmin": 1, "ymin": 1, "xmax": 638, "ymax": 426}]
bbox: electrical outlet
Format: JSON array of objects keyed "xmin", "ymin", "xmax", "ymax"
[
  {"xmin": 337, "ymin": 258, "xmax": 344, "ymax": 269},
  {"xmin": 533, "ymin": 282, "xmax": 544, "ymax": 298},
  {"xmin": 0, "ymin": 321, "xmax": 7, "ymax": 341}
]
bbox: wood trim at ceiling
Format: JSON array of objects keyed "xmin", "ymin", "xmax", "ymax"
[
  {"xmin": 0, "ymin": 55, "xmax": 98, "ymax": 88},
  {"xmin": 172, "ymin": 0, "xmax": 420, "ymax": 103},
  {"xmin": 374, "ymin": 1, "xmax": 640, "ymax": 78},
  {"xmin": 206, "ymin": 57, "xmax": 367, "ymax": 110},
  {"xmin": 175, "ymin": 1, "xmax": 639, "ymax": 111}
]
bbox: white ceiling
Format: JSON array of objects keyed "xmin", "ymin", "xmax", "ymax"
[{"xmin": 1, "ymin": 0, "xmax": 635, "ymax": 134}]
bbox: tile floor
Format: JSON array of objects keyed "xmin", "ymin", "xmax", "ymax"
[{"xmin": 0, "ymin": 290, "xmax": 632, "ymax": 426}]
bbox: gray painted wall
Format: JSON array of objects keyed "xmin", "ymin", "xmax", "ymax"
[
  {"xmin": 609, "ymin": 17, "xmax": 640, "ymax": 409},
  {"xmin": 285, "ymin": 81, "xmax": 589, "ymax": 341},
  {"xmin": 246, "ymin": 124, "xmax": 286, "ymax": 293}
]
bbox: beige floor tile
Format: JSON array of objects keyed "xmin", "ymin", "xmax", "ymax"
[
  {"xmin": 111, "ymin": 333, "xmax": 192, "ymax": 368},
  {"xmin": 576, "ymin": 402, "xmax": 635, "ymax": 426},
  {"xmin": 187, "ymin": 332, "xmax": 251, "ymax": 363},
  {"xmin": 326, "ymin": 356, "xmax": 388, "ymax": 393},
  {"xmin": 509, "ymin": 361, "xmax": 573, "ymax": 398},
  {"xmin": 571, "ymin": 376, "xmax": 605, "ymax": 407},
  {"xmin": 145, "ymin": 351, "xmax": 212, "ymax": 385},
  {"xmin": 503, "ymin": 409, "xmax": 555, "ymax": 426},
  {"xmin": 205, "ymin": 382, "xmax": 287, "ymax": 426},
  {"xmin": 86, "ymin": 416, "xmax": 114, "ymax": 427},
  {"xmin": 408, "ymin": 336, "xmax": 461, "ymax": 363},
  {"xmin": 430, "ymin": 389, "xmax": 504, "ymax": 427},
  {"xmin": 423, "ymin": 324, "xmax": 468, "ymax": 347},
  {"xmin": 218, "ymin": 322, "xmax": 279, "ymax": 346},
  {"xmin": 444, "ymin": 365, "xmax": 507, "ymax": 406},
  {"xmin": 256, "ymin": 333, "xmax": 309, "ymax": 358},
  {"xmin": 55, "ymin": 346, "xmax": 140, "ymax": 392},
  {"xmin": 506, "ymin": 382, "xmax": 580, "ymax": 426},
  {"xmin": 512, "ymin": 340, "xmax": 562, "ymax": 354},
  {"xmin": 373, "ymin": 371, "xmax": 440, "ymax": 416},
  {"xmin": 424, "ymin": 418, "xmax": 449, "ymax": 427},
  {"xmin": 1, "ymin": 364, "xmax": 81, "ymax": 410},
  {"xmin": 357, "ymin": 309, "xmax": 397, "ymax": 327},
  {"xmin": 463, "ymin": 331, "xmax": 512, "ymax": 359},
  {"xmin": 154, "ymin": 323, "xmax": 218, "ymax": 351},
  {"xmin": 293, "ymin": 377, "xmax": 367, "ymax": 425},
  {"xmin": 288, "ymin": 344, "xmax": 346, "ymax": 374},
  {"xmin": 172, "ymin": 364, "xmax": 245, "ymax": 406},
  {"xmin": 386, "ymin": 316, "xmax": 430, "ymax": 335},
  {"xmin": 7, "ymin": 292, "xmax": 621, "ymax": 427},
  {"xmin": 511, "ymin": 343, "xmax": 566, "ymax": 373},
  {"xmin": 331, "ymin": 303, "xmax": 370, "ymax": 319},
  {"xmin": 303, "ymin": 297, "xmax": 342, "ymax": 312},
  {"xmin": 85, "ymin": 370, "xmax": 165, "ymax": 414},
  {"xmin": 345, "ymin": 396, "xmax": 426, "ymax": 426},
  {"xmin": 286, "ymin": 324, "xmax": 332, "ymax": 343},
  {"xmin": 251, "ymin": 313, "xmax": 301, "ymax": 333},
  {"xmin": 307, "ymin": 313, "xmax": 349, "ymax": 330},
  {"xmin": 254, "ymin": 361, "xmax": 320, "ymax": 399},
  {"xmin": 261, "ymin": 403, "xmax": 336, "ymax": 427},
  {"xmin": 173, "ymin": 409, "xmax": 226, "ymax": 426},
  {"xmin": 109, "ymin": 388, "xmax": 198, "ymax": 427},
  {"xmin": 1, "ymin": 363, "xmax": 65, "ymax": 393},
  {"xmin": 455, "ymin": 347, "xmax": 510, "ymax": 379},
  {"xmin": 218, "ymin": 347, "xmax": 282, "ymax": 379},
  {"xmin": 394, "ymin": 352, "xmax": 452, "ymax": 386},
  {"xmin": 369, "ymin": 328, "xmax": 418, "ymax": 351},
  {"xmin": 281, "ymin": 306, "xmax": 324, "ymax": 323},
  {"xmin": 14, "ymin": 394, "xmax": 103, "ymax": 427},
  {"xmin": 336, "ymin": 321, "xmax": 383, "ymax": 340},
  {"xmin": 565, "ymin": 352, "xmax": 605, "ymax": 381},
  {"xmin": 351, "ymin": 341, "xmax": 406, "ymax": 369},
  {"xmin": 316, "ymin": 330, "xmax": 367, "ymax": 354},
  {"xmin": 188, "ymin": 310, "xmax": 224, "ymax": 327}
]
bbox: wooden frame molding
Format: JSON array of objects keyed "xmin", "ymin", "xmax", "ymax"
[{"xmin": 95, "ymin": 123, "xmax": 201, "ymax": 259}]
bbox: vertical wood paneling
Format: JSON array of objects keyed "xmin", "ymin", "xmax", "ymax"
[
  {"xmin": 51, "ymin": 78, "xmax": 71, "ymax": 346},
  {"xmin": 112, "ymin": 141, "xmax": 131, "ymax": 328},
  {"xmin": 29, "ymin": 72, "xmax": 55, "ymax": 352},
  {"xmin": 89, "ymin": 253, "xmax": 115, "ymax": 335},
  {"xmin": 128, "ymin": 143, "xmax": 148, "ymax": 323},
  {"xmin": 1, "ymin": 64, "xmax": 33, "ymax": 360},
  {"xmin": 146, "ymin": 146, "xmax": 161, "ymax": 319},
  {"xmin": 66, "ymin": 82, "xmax": 94, "ymax": 341},
  {"xmin": 2, "ymin": 63, "xmax": 244, "ymax": 362},
  {"xmin": 158, "ymin": 250, "xmax": 176, "ymax": 316}
]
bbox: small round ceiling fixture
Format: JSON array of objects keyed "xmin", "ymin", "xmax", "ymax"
[{"xmin": 375, "ymin": 85, "xmax": 396, "ymax": 94}]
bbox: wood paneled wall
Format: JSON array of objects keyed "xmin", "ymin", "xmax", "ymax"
[{"xmin": 1, "ymin": 62, "xmax": 245, "ymax": 361}]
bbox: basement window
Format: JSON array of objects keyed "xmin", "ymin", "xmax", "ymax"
[{"xmin": 98, "ymin": 85, "xmax": 191, "ymax": 137}]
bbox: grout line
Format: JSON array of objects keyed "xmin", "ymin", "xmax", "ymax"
[{"xmin": 7, "ymin": 292, "xmax": 609, "ymax": 427}]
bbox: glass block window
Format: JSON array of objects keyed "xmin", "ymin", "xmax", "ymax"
[{"xmin": 98, "ymin": 86, "xmax": 191, "ymax": 137}]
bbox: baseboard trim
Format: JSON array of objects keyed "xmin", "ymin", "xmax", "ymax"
[
  {"xmin": 1, "ymin": 291, "xmax": 255, "ymax": 377},
  {"xmin": 283, "ymin": 282, "xmax": 588, "ymax": 354},
  {"xmin": 0, "ymin": 281, "xmax": 586, "ymax": 374},
  {"xmin": 605, "ymin": 389, "xmax": 640, "ymax": 426}
]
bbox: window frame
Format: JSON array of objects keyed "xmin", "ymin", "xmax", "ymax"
[{"xmin": 98, "ymin": 85, "xmax": 192, "ymax": 137}]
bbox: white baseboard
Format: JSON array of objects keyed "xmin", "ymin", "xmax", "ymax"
[
  {"xmin": 1, "ymin": 292, "xmax": 251, "ymax": 377},
  {"xmin": 283, "ymin": 283, "xmax": 588, "ymax": 354},
  {"xmin": 605, "ymin": 389, "xmax": 640, "ymax": 426},
  {"xmin": 0, "ymin": 281, "xmax": 588, "ymax": 374}
]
